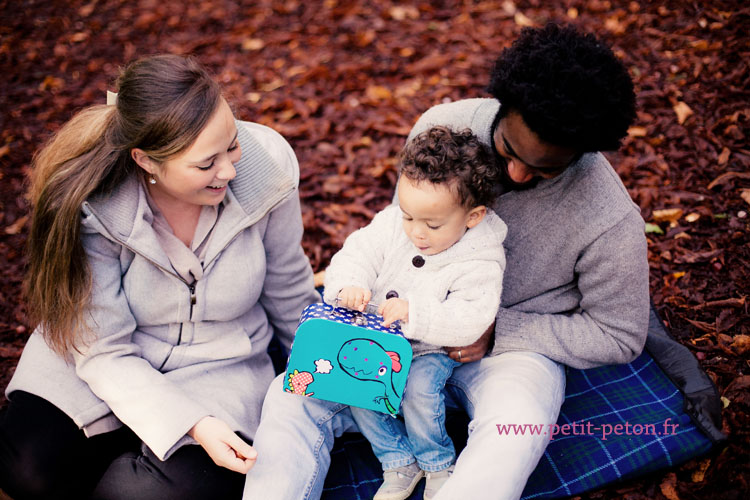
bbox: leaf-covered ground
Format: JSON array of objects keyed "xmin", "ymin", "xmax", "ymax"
[{"xmin": 0, "ymin": 1, "xmax": 747, "ymax": 499}]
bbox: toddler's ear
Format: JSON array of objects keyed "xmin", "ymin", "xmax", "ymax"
[{"xmin": 466, "ymin": 205, "xmax": 487, "ymax": 229}]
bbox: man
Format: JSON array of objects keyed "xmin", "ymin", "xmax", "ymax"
[{"xmin": 244, "ymin": 23, "xmax": 649, "ymax": 500}]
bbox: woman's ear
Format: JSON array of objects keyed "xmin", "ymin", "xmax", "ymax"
[
  {"xmin": 131, "ymin": 148, "xmax": 155, "ymax": 175},
  {"xmin": 466, "ymin": 205, "xmax": 487, "ymax": 229}
]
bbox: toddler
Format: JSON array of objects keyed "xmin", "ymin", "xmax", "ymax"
[{"xmin": 323, "ymin": 126, "xmax": 507, "ymax": 500}]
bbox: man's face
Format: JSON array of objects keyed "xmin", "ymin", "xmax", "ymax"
[{"xmin": 492, "ymin": 111, "xmax": 580, "ymax": 188}]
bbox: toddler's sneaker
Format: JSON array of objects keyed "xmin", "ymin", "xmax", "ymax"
[
  {"xmin": 373, "ymin": 462, "xmax": 424, "ymax": 500},
  {"xmin": 423, "ymin": 464, "xmax": 455, "ymax": 500}
]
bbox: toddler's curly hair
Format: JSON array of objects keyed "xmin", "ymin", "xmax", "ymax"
[{"xmin": 399, "ymin": 126, "xmax": 503, "ymax": 208}]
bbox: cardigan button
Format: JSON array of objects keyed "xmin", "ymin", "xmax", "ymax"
[
  {"xmin": 386, "ymin": 290, "xmax": 399, "ymax": 299},
  {"xmin": 412, "ymin": 255, "xmax": 425, "ymax": 268}
]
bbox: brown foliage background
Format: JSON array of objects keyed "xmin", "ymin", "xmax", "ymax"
[{"xmin": 0, "ymin": 1, "xmax": 748, "ymax": 499}]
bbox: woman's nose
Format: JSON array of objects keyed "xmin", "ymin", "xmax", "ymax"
[{"xmin": 217, "ymin": 156, "xmax": 237, "ymax": 181}]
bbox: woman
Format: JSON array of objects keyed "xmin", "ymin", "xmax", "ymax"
[{"xmin": 0, "ymin": 54, "xmax": 318, "ymax": 499}]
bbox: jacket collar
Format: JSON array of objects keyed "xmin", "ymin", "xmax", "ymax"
[{"xmin": 82, "ymin": 121, "xmax": 298, "ymax": 271}]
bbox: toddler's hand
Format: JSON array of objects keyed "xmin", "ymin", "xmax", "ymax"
[
  {"xmin": 337, "ymin": 287, "xmax": 372, "ymax": 312},
  {"xmin": 379, "ymin": 298, "xmax": 408, "ymax": 327}
]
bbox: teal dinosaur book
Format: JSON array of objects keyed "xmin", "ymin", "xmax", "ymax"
[{"xmin": 284, "ymin": 302, "xmax": 413, "ymax": 415}]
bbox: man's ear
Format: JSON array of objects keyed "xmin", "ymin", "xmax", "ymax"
[
  {"xmin": 466, "ymin": 205, "xmax": 487, "ymax": 229},
  {"xmin": 131, "ymin": 148, "xmax": 156, "ymax": 175}
]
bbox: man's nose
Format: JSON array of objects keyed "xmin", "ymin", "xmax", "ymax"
[{"xmin": 507, "ymin": 159, "xmax": 534, "ymax": 183}]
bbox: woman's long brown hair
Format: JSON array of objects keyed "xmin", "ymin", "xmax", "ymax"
[{"xmin": 24, "ymin": 54, "xmax": 221, "ymax": 355}]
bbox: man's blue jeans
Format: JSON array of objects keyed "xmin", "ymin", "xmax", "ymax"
[
  {"xmin": 243, "ymin": 351, "xmax": 566, "ymax": 500},
  {"xmin": 350, "ymin": 353, "xmax": 460, "ymax": 472}
]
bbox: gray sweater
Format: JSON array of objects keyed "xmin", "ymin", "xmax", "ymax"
[{"xmin": 409, "ymin": 99, "xmax": 649, "ymax": 369}]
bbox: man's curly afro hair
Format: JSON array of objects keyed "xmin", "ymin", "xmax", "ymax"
[{"xmin": 488, "ymin": 23, "xmax": 636, "ymax": 152}]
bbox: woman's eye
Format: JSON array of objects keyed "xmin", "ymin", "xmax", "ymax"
[
  {"xmin": 228, "ymin": 143, "xmax": 239, "ymax": 152},
  {"xmin": 427, "ymin": 224, "xmax": 440, "ymax": 230},
  {"xmin": 197, "ymin": 163, "xmax": 214, "ymax": 171}
]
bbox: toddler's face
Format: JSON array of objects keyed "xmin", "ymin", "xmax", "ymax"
[{"xmin": 397, "ymin": 176, "xmax": 482, "ymax": 256}]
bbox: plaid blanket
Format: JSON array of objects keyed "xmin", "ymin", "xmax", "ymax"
[{"xmin": 320, "ymin": 306, "xmax": 724, "ymax": 499}]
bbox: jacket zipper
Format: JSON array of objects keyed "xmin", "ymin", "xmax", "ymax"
[{"xmin": 177, "ymin": 283, "xmax": 197, "ymax": 346}]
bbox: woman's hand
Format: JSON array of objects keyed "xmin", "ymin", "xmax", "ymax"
[
  {"xmin": 337, "ymin": 286, "xmax": 372, "ymax": 311},
  {"xmin": 379, "ymin": 298, "xmax": 409, "ymax": 327},
  {"xmin": 189, "ymin": 416, "xmax": 257, "ymax": 473},
  {"xmin": 445, "ymin": 322, "xmax": 495, "ymax": 363}
]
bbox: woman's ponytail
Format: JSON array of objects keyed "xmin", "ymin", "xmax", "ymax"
[
  {"xmin": 24, "ymin": 105, "xmax": 127, "ymax": 355},
  {"xmin": 23, "ymin": 54, "xmax": 221, "ymax": 356}
]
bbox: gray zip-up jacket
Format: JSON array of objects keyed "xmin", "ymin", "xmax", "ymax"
[
  {"xmin": 409, "ymin": 99, "xmax": 650, "ymax": 369},
  {"xmin": 7, "ymin": 121, "xmax": 319, "ymax": 460}
]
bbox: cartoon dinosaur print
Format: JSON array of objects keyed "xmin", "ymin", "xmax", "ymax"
[
  {"xmin": 337, "ymin": 338, "xmax": 402, "ymax": 415},
  {"xmin": 285, "ymin": 369, "xmax": 315, "ymax": 397}
]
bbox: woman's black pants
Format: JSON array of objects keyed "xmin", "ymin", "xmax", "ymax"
[{"xmin": 0, "ymin": 391, "xmax": 245, "ymax": 500}]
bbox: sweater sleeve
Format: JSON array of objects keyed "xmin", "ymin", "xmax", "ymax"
[
  {"xmin": 405, "ymin": 259, "xmax": 504, "ymax": 347},
  {"xmin": 72, "ymin": 232, "xmax": 210, "ymax": 461},
  {"xmin": 259, "ymin": 193, "xmax": 320, "ymax": 351},
  {"xmin": 322, "ymin": 207, "xmax": 395, "ymax": 305},
  {"xmin": 490, "ymin": 212, "xmax": 650, "ymax": 369},
  {"xmin": 258, "ymin": 140, "xmax": 319, "ymax": 351}
]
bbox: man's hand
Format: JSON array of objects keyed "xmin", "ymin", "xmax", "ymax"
[
  {"xmin": 445, "ymin": 322, "xmax": 495, "ymax": 363},
  {"xmin": 337, "ymin": 286, "xmax": 372, "ymax": 312},
  {"xmin": 379, "ymin": 298, "xmax": 409, "ymax": 327},
  {"xmin": 189, "ymin": 416, "xmax": 257, "ymax": 474}
]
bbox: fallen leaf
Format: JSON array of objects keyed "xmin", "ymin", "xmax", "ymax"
[
  {"xmin": 645, "ymin": 223, "xmax": 664, "ymax": 234},
  {"xmin": 717, "ymin": 147, "xmax": 731, "ymax": 165},
  {"xmin": 707, "ymin": 171, "xmax": 750, "ymax": 189},
  {"xmin": 242, "ymin": 39, "xmax": 264, "ymax": 51},
  {"xmin": 4, "ymin": 215, "xmax": 28, "ymax": 235},
  {"xmin": 501, "ymin": 1, "xmax": 517, "ymax": 15},
  {"xmin": 740, "ymin": 189, "xmax": 750, "ymax": 206},
  {"xmin": 691, "ymin": 458, "xmax": 711, "ymax": 482},
  {"xmin": 605, "ymin": 16, "xmax": 626, "ymax": 35},
  {"xmin": 685, "ymin": 212, "xmax": 701, "ymax": 222},
  {"xmin": 0, "ymin": 346, "xmax": 22, "ymax": 358},
  {"xmin": 70, "ymin": 32, "xmax": 89, "ymax": 43},
  {"xmin": 78, "ymin": 1, "xmax": 96, "ymax": 17},
  {"xmin": 673, "ymin": 101, "xmax": 694, "ymax": 125},
  {"xmin": 388, "ymin": 6, "xmax": 419, "ymax": 20},
  {"xmin": 652, "ymin": 208, "xmax": 683, "ymax": 223},
  {"xmin": 685, "ymin": 318, "xmax": 715, "ymax": 333},
  {"xmin": 514, "ymin": 11, "xmax": 535, "ymax": 27},
  {"xmin": 627, "ymin": 126, "xmax": 647, "ymax": 137},
  {"xmin": 731, "ymin": 335, "xmax": 750, "ymax": 356},
  {"xmin": 721, "ymin": 396, "xmax": 730, "ymax": 408},
  {"xmin": 365, "ymin": 85, "xmax": 392, "ymax": 101},
  {"xmin": 659, "ymin": 472, "xmax": 680, "ymax": 500}
]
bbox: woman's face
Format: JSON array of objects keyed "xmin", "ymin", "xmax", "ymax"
[{"xmin": 138, "ymin": 98, "xmax": 241, "ymax": 210}]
